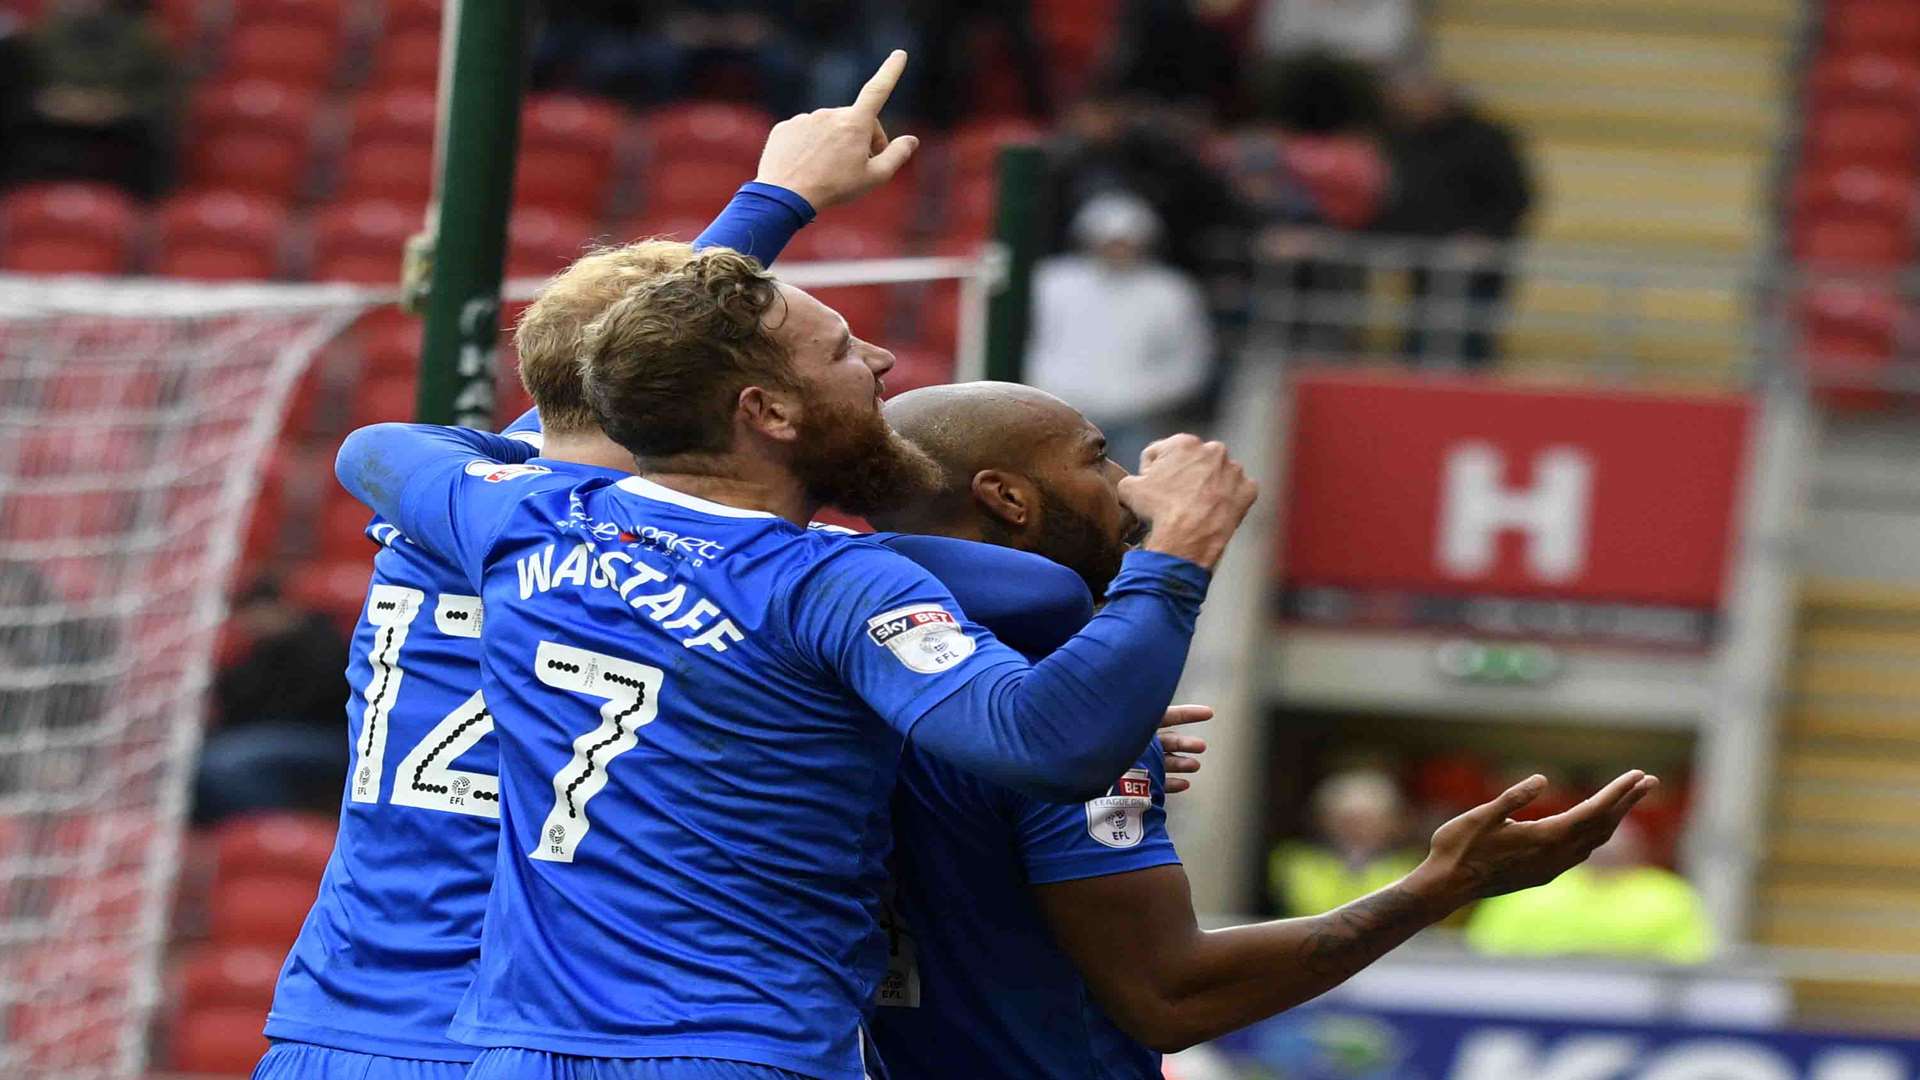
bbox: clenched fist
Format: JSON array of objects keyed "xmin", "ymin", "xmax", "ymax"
[{"xmin": 1117, "ymin": 435, "xmax": 1259, "ymax": 572}]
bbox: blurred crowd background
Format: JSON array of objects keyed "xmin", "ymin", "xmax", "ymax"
[{"xmin": 5, "ymin": 0, "xmax": 1920, "ymax": 1075}]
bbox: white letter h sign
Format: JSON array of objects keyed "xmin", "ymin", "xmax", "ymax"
[{"xmin": 1438, "ymin": 442, "xmax": 1593, "ymax": 583}]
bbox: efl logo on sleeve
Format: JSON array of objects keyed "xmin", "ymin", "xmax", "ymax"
[
  {"xmin": 1085, "ymin": 768, "xmax": 1152, "ymax": 849},
  {"xmin": 866, "ymin": 603, "xmax": 976, "ymax": 674},
  {"xmin": 465, "ymin": 461, "xmax": 552, "ymax": 483}
]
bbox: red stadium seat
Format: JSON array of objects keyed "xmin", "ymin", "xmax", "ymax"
[
  {"xmin": 1804, "ymin": 334, "xmax": 1898, "ymax": 412},
  {"xmin": 174, "ymin": 944, "xmax": 284, "ymax": 1014},
  {"xmin": 381, "ymin": 0, "xmax": 443, "ymax": 35},
  {"xmin": 948, "ymin": 118, "xmax": 1046, "ymax": 181},
  {"xmin": 1794, "ymin": 210, "xmax": 1915, "ymax": 267},
  {"xmin": 358, "ymin": 318, "xmax": 421, "ymax": 379},
  {"xmin": 335, "ymin": 139, "xmax": 437, "ymax": 205},
  {"xmin": 516, "ymin": 95, "xmax": 628, "ymax": 217},
  {"xmin": 367, "ymin": 26, "xmax": 442, "ymax": 92},
  {"xmin": 938, "ymin": 174, "xmax": 998, "ymax": 243},
  {"xmin": 151, "ymin": 191, "xmax": 290, "ymax": 280},
  {"xmin": 319, "ymin": 491, "xmax": 380, "ymax": 562},
  {"xmin": 1803, "ymin": 101, "xmax": 1920, "ymax": 167},
  {"xmin": 1828, "ymin": 0, "xmax": 1920, "ymax": 53},
  {"xmin": 350, "ymin": 373, "xmax": 421, "ymax": 430},
  {"xmin": 349, "ymin": 86, "xmax": 439, "ymax": 147},
  {"xmin": 782, "ymin": 225, "xmax": 904, "ymax": 263},
  {"xmin": 0, "ymin": 184, "xmax": 139, "ymax": 275},
  {"xmin": 506, "ymin": 208, "xmax": 596, "ymax": 280},
  {"xmin": 0, "ymin": 490, "xmax": 120, "ymax": 543},
  {"xmin": 615, "ymin": 213, "xmax": 712, "ymax": 243},
  {"xmin": 809, "ymin": 285, "xmax": 892, "ymax": 339},
  {"xmin": 1808, "ymin": 54, "xmax": 1920, "ymax": 112},
  {"xmin": 10, "ymin": 430, "xmax": 147, "ymax": 479},
  {"xmin": 1793, "ymin": 163, "xmax": 1916, "ymax": 224},
  {"xmin": 1799, "ymin": 282, "xmax": 1900, "ymax": 354},
  {"xmin": 309, "ymin": 199, "xmax": 425, "ymax": 283},
  {"xmin": 285, "ymin": 559, "xmax": 375, "ymax": 627},
  {"xmin": 223, "ymin": 19, "xmax": 344, "ymax": 88},
  {"xmin": 186, "ymin": 79, "xmax": 323, "ymax": 197},
  {"xmin": 170, "ymin": 1004, "xmax": 273, "ymax": 1075},
  {"xmin": 644, "ymin": 159, "xmax": 758, "ymax": 220},
  {"xmin": 884, "ymin": 346, "xmax": 954, "ymax": 396},
  {"xmin": 643, "ymin": 102, "xmax": 775, "ymax": 170},
  {"xmin": 210, "ymin": 813, "xmax": 335, "ymax": 883}
]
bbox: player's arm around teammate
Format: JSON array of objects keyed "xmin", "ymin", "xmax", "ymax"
[{"xmin": 1035, "ymin": 769, "xmax": 1659, "ymax": 1052}]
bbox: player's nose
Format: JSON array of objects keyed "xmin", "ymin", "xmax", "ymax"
[{"xmin": 861, "ymin": 340, "xmax": 896, "ymax": 378}]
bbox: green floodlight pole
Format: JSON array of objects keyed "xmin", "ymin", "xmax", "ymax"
[
  {"xmin": 407, "ymin": 0, "xmax": 528, "ymax": 427},
  {"xmin": 982, "ymin": 142, "xmax": 1045, "ymax": 386}
]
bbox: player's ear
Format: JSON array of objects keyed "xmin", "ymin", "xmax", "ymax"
[
  {"xmin": 738, "ymin": 384, "xmax": 800, "ymax": 443},
  {"xmin": 970, "ymin": 469, "xmax": 1034, "ymax": 529}
]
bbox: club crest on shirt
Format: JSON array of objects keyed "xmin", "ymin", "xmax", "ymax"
[
  {"xmin": 1085, "ymin": 767, "xmax": 1152, "ymax": 849},
  {"xmin": 465, "ymin": 461, "xmax": 552, "ymax": 483},
  {"xmin": 865, "ymin": 604, "xmax": 975, "ymax": 674}
]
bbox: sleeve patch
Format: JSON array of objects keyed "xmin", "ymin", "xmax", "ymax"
[
  {"xmin": 465, "ymin": 461, "xmax": 552, "ymax": 482},
  {"xmin": 1085, "ymin": 768, "xmax": 1153, "ymax": 848},
  {"xmin": 865, "ymin": 603, "xmax": 976, "ymax": 674}
]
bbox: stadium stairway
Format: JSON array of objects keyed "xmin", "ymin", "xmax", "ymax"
[
  {"xmin": 1757, "ymin": 419, "xmax": 1920, "ymax": 1034},
  {"xmin": 1427, "ymin": 0, "xmax": 1800, "ymax": 382}
]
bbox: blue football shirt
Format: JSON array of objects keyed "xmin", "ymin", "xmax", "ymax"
[
  {"xmin": 262, "ymin": 185, "xmax": 808, "ymax": 1061},
  {"xmin": 262, "ymin": 428, "xmax": 594, "ymax": 1061},
  {"xmin": 368, "ymin": 461, "xmax": 1028, "ymax": 1078},
  {"xmin": 868, "ymin": 534, "xmax": 1181, "ymax": 1080}
]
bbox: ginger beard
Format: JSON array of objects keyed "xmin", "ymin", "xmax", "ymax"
[{"xmin": 788, "ymin": 383, "xmax": 943, "ymax": 519}]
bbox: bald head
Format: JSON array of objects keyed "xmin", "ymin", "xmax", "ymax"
[
  {"xmin": 875, "ymin": 382, "xmax": 1135, "ymax": 597},
  {"xmin": 882, "ymin": 382, "xmax": 1089, "ymax": 502}
]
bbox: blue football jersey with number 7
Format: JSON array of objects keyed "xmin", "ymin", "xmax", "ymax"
[{"xmin": 370, "ymin": 460, "xmax": 1035, "ymax": 1079}]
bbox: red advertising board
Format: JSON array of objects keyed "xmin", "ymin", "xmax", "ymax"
[{"xmin": 1279, "ymin": 372, "xmax": 1753, "ymax": 648}]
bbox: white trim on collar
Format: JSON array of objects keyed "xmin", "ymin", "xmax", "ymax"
[{"xmin": 614, "ymin": 475, "xmax": 778, "ymax": 519}]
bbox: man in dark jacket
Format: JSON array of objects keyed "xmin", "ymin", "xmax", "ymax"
[{"xmin": 1377, "ymin": 66, "xmax": 1533, "ymax": 368}]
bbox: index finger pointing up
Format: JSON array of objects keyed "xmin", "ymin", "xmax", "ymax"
[{"xmin": 852, "ymin": 50, "xmax": 908, "ymax": 117}]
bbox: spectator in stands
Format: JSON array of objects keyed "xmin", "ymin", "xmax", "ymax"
[
  {"xmin": 1375, "ymin": 64, "xmax": 1534, "ymax": 368},
  {"xmin": 192, "ymin": 579, "xmax": 350, "ymax": 824},
  {"xmin": 1105, "ymin": 0, "xmax": 1246, "ymax": 119},
  {"xmin": 1220, "ymin": 59, "xmax": 1388, "ymax": 352},
  {"xmin": 1466, "ymin": 820, "xmax": 1713, "ymax": 964},
  {"xmin": 907, "ymin": 0, "xmax": 1052, "ymax": 129},
  {"xmin": 7, "ymin": 0, "xmax": 176, "ymax": 197},
  {"xmin": 1255, "ymin": 0, "xmax": 1420, "ymax": 68},
  {"xmin": 533, "ymin": 1, "xmax": 809, "ymax": 115},
  {"xmin": 1044, "ymin": 79, "xmax": 1250, "ymax": 277},
  {"xmin": 1268, "ymin": 769, "xmax": 1423, "ymax": 917},
  {"xmin": 1023, "ymin": 192, "xmax": 1215, "ymax": 469}
]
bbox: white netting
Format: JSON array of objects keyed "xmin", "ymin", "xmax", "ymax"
[{"xmin": 0, "ymin": 277, "xmax": 371, "ymax": 1079}]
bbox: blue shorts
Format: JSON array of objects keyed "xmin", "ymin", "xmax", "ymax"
[
  {"xmin": 253, "ymin": 1042, "xmax": 472, "ymax": 1080},
  {"xmin": 464, "ymin": 1050, "xmax": 816, "ymax": 1080}
]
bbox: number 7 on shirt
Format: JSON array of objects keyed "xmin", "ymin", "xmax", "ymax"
[{"xmin": 529, "ymin": 641, "xmax": 665, "ymax": 863}]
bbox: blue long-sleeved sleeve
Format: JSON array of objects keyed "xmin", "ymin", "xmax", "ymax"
[
  {"xmin": 793, "ymin": 545, "xmax": 1208, "ymax": 804},
  {"xmin": 905, "ymin": 551, "xmax": 1209, "ymax": 802},
  {"xmin": 335, "ymin": 422, "xmax": 540, "ymax": 578},
  {"xmin": 694, "ymin": 182, "xmax": 815, "ymax": 264}
]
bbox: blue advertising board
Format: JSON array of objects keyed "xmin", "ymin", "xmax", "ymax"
[{"xmin": 1207, "ymin": 1003, "xmax": 1920, "ymax": 1079}]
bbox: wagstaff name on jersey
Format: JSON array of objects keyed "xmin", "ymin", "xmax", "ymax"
[{"xmin": 515, "ymin": 541, "xmax": 745, "ymax": 652}]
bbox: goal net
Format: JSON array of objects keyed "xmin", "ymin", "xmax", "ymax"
[
  {"xmin": 0, "ymin": 249, "xmax": 989, "ymax": 1079},
  {"xmin": 0, "ymin": 277, "xmax": 370, "ymax": 1079}
]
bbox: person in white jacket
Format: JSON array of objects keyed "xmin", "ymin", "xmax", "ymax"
[{"xmin": 1024, "ymin": 191, "xmax": 1216, "ymax": 469}]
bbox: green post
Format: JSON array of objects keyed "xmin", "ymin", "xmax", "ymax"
[
  {"xmin": 414, "ymin": 0, "xmax": 528, "ymax": 427},
  {"xmin": 982, "ymin": 142, "xmax": 1044, "ymax": 386}
]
